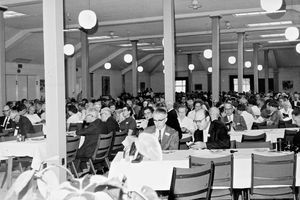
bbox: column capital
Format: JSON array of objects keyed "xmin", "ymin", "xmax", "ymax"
[
  {"xmin": 0, "ymin": 6, "xmax": 7, "ymax": 12},
  {"xmin": 209, "ymin": 15, "xmax": 221, "ymax": 19},
  {"xmin": 237, "ymin": 31, "xmax": 245, "ymax": 35}
]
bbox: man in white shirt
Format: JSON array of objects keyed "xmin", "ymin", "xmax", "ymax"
[
  {"xmin": 236, "ymin": 104, "xmax": 254, "ymax": 130},
  {"xmin": 177, "ymin": 104, "xmax": 195, "ymax": 135}
]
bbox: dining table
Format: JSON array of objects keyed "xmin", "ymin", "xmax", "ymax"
[{"xmin": 108, "ymin": 148, "xmax": 300, "ymax": 191}]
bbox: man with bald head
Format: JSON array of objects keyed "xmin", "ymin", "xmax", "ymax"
[{"xmin": 191, "ymin": 108, "xmax": 230, "ymax": 149}]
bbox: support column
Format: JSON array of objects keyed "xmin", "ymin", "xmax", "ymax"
[
  {"xmin": 43, "ymin": 0, "xmax": 66, "ymax": 182},
  {"xmin": 253, "ymin": 43, "xmax": 259, "ymax": 93},
  {"xmin": 0, "ymin": 7, "xmax": 7, "ymax": 108},
  {"xmin": 264, "ymin": 50, "xmax": 269, "ymax": 93},
  {"xmin": 67, "ymin": 56, "xmax": 76, "ymax": 98},
  {"xmin": 237, "ymin": 32, "xmax": 245, "ymax": 93},
  {"xmin": 211, "ymin": 16, "xmax": 221, "ymax": 101},
  {"xmin": 187, "ymin": 54, "xmax": 193, "ymax": 93},
  {"xmin": 131, "ymin": 40, "xmax": 138, "ymax": 97},
  {"xmin": 122, "ymin": 74, "xmax": 125, "ymax": 93},
  {"xmin": 163, "ymin": 0, "xmax": 176, "ymax": 103},
  {"xmin": 81, "ymin": 31, "xmax": 90, "ymax": 100}
]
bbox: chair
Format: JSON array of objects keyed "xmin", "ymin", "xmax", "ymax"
[
  {"xmin": 169, "ymin": 162, "xmax": 214, "ymax": 200},
  {"xmin": 89, "ymin": 132, "xmax": 113, "ymax": 174},
  {"xmin": 284, "ymin": 129, "xmax": 298, "ymax": 146},
  {"xmin": 252, "ymin": 122, "xmax": 267, "ymax": 130},
  {"xmin": 241, "ymin": 133, "xmax": 266, "ymax": 142},
  {"xmin": 189, "ymin": 155, "xmax": 234, "ymax": 200},
  {"xmin": 235, "ymin": 141, "xmax": 271, "ymax": 149},
  {"xmin": 66, "ymin": 136, "xmax": 80, "ymax": 178},
  {"xmin": 249, "ymin": 153, "xmax": 297, "ymax": 199},
  {"xmin": 33, "ymin": 124, "xmax": 43, "ymax": 133},
  {"xmin": 69, "ymin": 123, "xmax": 83, "ymax": 131},
  {"xmin": 109, "ymin": 130, "xmax": 127, "ymax": 159}
]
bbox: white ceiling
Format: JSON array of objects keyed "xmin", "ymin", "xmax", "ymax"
[{"xmin": 1, "ymin": 0, "xmax": 300, "ymax": 73}]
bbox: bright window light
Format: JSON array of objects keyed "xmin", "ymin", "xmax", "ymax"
[
  {"xmin": 119, "ymin": 42, "xmax": 151, "ymax": 47},
  {"xmin": 4, "ymin": 11, "xmax": 27, "ymax": 19},
  {"xmin": 233, "ymin": 10, "xmax": 286, "ymax": 17},
  {"xmin": 88, "ymin": 36, "xmax": 119, "ymax": 40},
  {"xmin": 260, "ymin": 33, "xmax": 285, "ymax": 38},
  {"xmin": 247, "ymin": 21, "xmax": 292, "ymax": 27}
]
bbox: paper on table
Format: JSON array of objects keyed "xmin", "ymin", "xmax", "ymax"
[{"xmin": 135, "ymin": 132, "xmax": 162, "ymax": 161}]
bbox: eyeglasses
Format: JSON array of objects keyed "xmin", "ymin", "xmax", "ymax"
[
  {"xmin": 144, "ymin": 111, "xmax": 151, "ymax": 115},
  {"xmin": 153, "ymin": 117, "xmax": 166, "ymax": 122},
  {"xmin": 193, "ymin": 117, "xmax": 206, "ymax": 123},
  {"xmin": 85, "ymin": 114, "xmax": 95, "ymax": 118},
  {"xmin": 3, "ymin": 109, "xmax": 10, "ymax": 112}
]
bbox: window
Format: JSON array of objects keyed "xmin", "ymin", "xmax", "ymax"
[
  {"xmin": 234, "ymin": 78, "xmax": 251, "ymax": 92},
  {"xmin": 175, "ymin": 80, "xmax": 186, "ymax": 93}
]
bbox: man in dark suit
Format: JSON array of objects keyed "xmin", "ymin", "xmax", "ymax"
[
  {"xmin": 221, "ymin": 102, "xmax": 247, "ymax": 131},
  {"xmin": 75, "ymin": 108, "xmax": 108, "ymax": 171},
  {"xmin": 0, "ymin": 105, "xmax": 14, "ymax": 133},
  {"xmin": 10, "ymin": 106, "xmax": 34, "ymax": 137},
  {"xmin": 100, "ymin": 107, "xmax": 119, "ymax": 133},
  {"xmin": 165, "ymin": 101, "xmax": 182, "ymax": 139},
  {"xmin": 191, "ymin": 108, "xmax": 230, "ymax": 149},
  {"xmin": 144, "ymin": 108, "xmax": 179, "ymax": 150}
]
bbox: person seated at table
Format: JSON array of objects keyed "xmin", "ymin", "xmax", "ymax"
[
  {"xmin": 75, "ymin": 108, "xmax": 108, "ymax": 172},
  {"xmin": 10, "ymin": 106, "xmax": 35, "ymax": 137},
  {"xmin": 265, "ymin": 100, "xmax": 282, "ymax": 126},
  {"xmin": 143, "ymin": 108, "xmax": 179, "ymax": 150},
  {"xmin": 279, "ymin": 99, "xmax": 293, "ymax": 122},
  {"xmin": 236, "ymin": 104, "xmax": 254, "ymax": 130},
  {"xmin": 138, "ymin": 106, "xmax": 154, "ymax": 130},
  {"xmin": 100, "ymin": 107, "xmax": 119, "ymax": 133},
  {"xmin": 187, "ymin": 100, "xmax": 204, "ymax": 120},
  {"xmin": 177, "ymin": 104, "xmax": 195, "ymax": 136},
  {"xmin": 191, "ymin": 108, "xmax": 230, "ymax": 149},
  {"xmin": 24, "ymin": 105, "xmax": 42, "ymax": 125},
  {"xmin": 292, "ymin": 108, "xmax": 300, "ymax": 148},
  {"xmin": 221, "ymin": 102, "xmax": 247, "ymax": 131},
  {"xmin": 0, "ymin": 105, "xmax": 14, "ymax": 133},
  {"xmin": 165, "ymin": 101, "xmax": 182, "ymax": 139},
  {"xmin": 119, "ymin": 105, "xmax": 137, "ymax": 136},
  {"xmin": 17, "ymin": 103, "xmax": 28, "ymax": 116},
  {"xmin": 66, "ymin": 104, "xmax": 82, "ymax": 131}
]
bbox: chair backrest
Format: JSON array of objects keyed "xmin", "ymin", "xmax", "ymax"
[
  {"xmin": 110, "ymin": 130, "xmax": 127, "ymax": 155},
  {"xmin": 235, "ymin": 141, "xmax": 271, "ymax": 149},
  {"xmin": 169, "ymin": 162, "xmax": 214, "ymax": 200},
  {"xmin": 66, "ymin": 136, "xmax": 80, "ymax": 163},
  {"xmin": 189, "ymin": 155, "xmax": 233, "ymax": 190},
  {"xmin": 252, "ymin": 121, "xmax": 267, "ymax": 130},
  {"xmin": 92, "ymin": 131, "xmax": 113, "ymax": 161},
  {"xmin": 33, "ymin": 124, "xmax": 43, "ymax": 133},
  {"xmin": 284, "ymin": 129, "xmax": 298, "ymax": 145},
  {"xmin": 241, "ymin": 133, "xmax": 266, "ymax": 142},
  {"xmin": 69, "ymin": 123, "xmax": 83, "ymax": 131},
  {"xmin": 0, "ymin": 135, "xmax": 17, "ymax": 142},
  {"xmin": 26, "ymin": 131, "xmax": 44, "ymax": 138},
  {"xmin": 251, "ymin": 153, "xmax": 296, "ymax": 194}
]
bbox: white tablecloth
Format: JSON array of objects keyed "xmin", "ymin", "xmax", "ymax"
[
  {"xmin": 229, "ymin": 128, "xmax": 299, "ymax": 143},
  {"xmin": 0, "ymin": 138, "xmax": 47, "ymax": 170},
  {"xmin": 109, "ymin": 149, "xmax": 300, "ymax": 191}
]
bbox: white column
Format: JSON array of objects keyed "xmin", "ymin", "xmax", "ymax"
[
  {"xmin": 253, "ymin": 43, "xmax": 259, "ymax": 93},
  {"xmin": 187, "ymin": 54, "xmax": 193, "ymax": 93},
  {"xmin": 81, "ymin": 31, "xmax": 90, "ymax": 100},
  {"xmin": 237, "ymin": 32, "xmax": 245, "ymax": 93},
  {"xmin": 0, "ymin": 7, "xmax": 7, "ymax": 108},
  {"xmin": 67, "ymin": 56, "xmax": 76, "ymax": 98},
  {"xmin": 211, "ymin": 16, "xmax": 221, "ymax": 101},
  {"xmin": 163, "ymin": 0, "xmax": 176, "ymax": 103},
  {"xmin": 43, "ymin": 0, "xmax": 66, "ymax": 182},
  {"xmin": 131, "ymin": 40, "xmax": 138, "ymax": 96},
  {"xmin": 264, "ymin": 50, "xmax": 269, "ymax": 93}
]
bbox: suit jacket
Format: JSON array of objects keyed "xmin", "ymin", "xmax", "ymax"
[
  {"xmin": 291, "ymin": 101, "xmax": 300, "ymax": 109},
  {"xmin": 144, "ymin": 125, "xmax": 179, "ymax": 150},
  {"xmin": 13, "ymin": 116, "xmax": 35, "ymax": 137},
  {"xmin": 0, "ymin": 116, "xmax": 14, "ymax": 132},
  {"xmin": 106, "ymin": 116, "xmax": 120, "ymax": 133},
  {"xmin": 166, "ymin": 109, "xmax": 182, "ymax": 139},
  {"xmin": 206, "ymin": 120, "xmax": 230, "ymax": 149},
  {"xmin": 222, "ymin": 114, "xmax": 247, "ymax": 131},
  {"xmin": 76, "ymin": 119, "xmax": 108, "ymax": 159}
]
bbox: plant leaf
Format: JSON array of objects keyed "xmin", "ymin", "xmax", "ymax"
[
  {"xmin": 37, "ymin": 169, "xmax": 59, "ymax": 199},
  {"xmin": 47, "ymin": 188, "xmax": 73, "ymax": 200},
  {"xmin": 94, "ymin": 192, "xmax": 114, "ymax": 200}
]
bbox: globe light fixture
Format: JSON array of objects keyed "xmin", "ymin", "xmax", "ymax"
[
  {"xmin": 188, "ymin": 64, "xmax": 195, "ymax": 71},
  {"xmin": 257, "ymin": 64, "xmax": 263, "ymax": 71},
  {"xmin": 260, "ymin": 0, "xmax": 282, "ymax": 12},
  {"xmin": 296, "ymin": 43, "xmax": 300, "ymax": 54},
  {"xmin": 208, "ymin": 67, "xmax": 212, "ymax": 73},
  {"xmin": 64, "ymin": 44, "xmax": 75, "ymax": 56},
  {"xmin": 162, "ymin": 60, "xmax": 164, "ymax": 66},
  {"xmin": 245, "ymin": 61, "xmax": 252, "ymax": 68},
  {"xmin": 163, "ymin": 69, "xmax": 165, "ymax": 74},
  {"xmin": 228, "ymin": 56, "xmax": 236, "ymax": 64},
  {"xmin": 137, "ymin": 66, "xmax": 143, "ymax": 72},
  {"xmin": 203, "ymin": 49, "xmax": 212, "ymax": 59},
  {"xmin": 78, "ymin": 10, "xmax": 97, "ymax": 30},
  {"xmin": 104, "ymin": 62, "xmax": 111, "ymax": 70},
  {"xmin": 124, "ymin": 54, "xmax": 133, "ymax": 63},
  {"xmin": 162, "ymin": 38, "xmax": 164, "ymax": 47},
  {"xmin": 285, "ymin": 27, "xmax": 299, "ymax": 41}
]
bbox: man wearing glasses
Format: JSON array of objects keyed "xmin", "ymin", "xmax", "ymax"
[
  {"xmin": 144, "ymin": 108, "xmax": 179, "ymax": 150},
  {"xmin": 190, "ymin": 108, "xmax": 230, "ymax": 149},
  {"xmin": 0, "ymin": 105, "xmax": 14, "ymax": 133}
]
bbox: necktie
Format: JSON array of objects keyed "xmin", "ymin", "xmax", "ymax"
[
  {"xmin": 2, "ymin": 117, "xmax": 7, "ymax": 127},
  {"xmin": 158, "ymin": 130, "xmax": 162, "ymax": 144}
]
